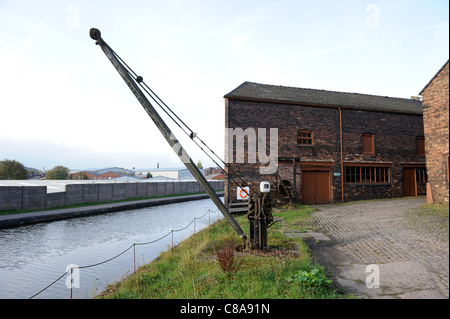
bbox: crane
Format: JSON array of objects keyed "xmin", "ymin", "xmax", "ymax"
[{"xmin": 89, "ymin": 28, "xmax": 273, "ymax": 249}]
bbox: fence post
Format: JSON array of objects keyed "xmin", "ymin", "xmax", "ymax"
[
  {"xmin": 133, "ymin": 244, "xmax": 136, "ymax": 273},
  {"xmin": 70, "ymin": 267, "xmax": 73, "ymax": 300}
]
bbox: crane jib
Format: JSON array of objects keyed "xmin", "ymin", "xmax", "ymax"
[{"xmin": 89, "ymin": 28, "xmax": 248, "ymax": 244}]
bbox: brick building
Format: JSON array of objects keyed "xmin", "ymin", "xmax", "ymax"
[
  {"xmin": 224, "ymin": 82, "xmax": 425, "ymax": 205},
  {"xmin": 420, "ymin": 60, "xmax": 449, "ymax": 204}
]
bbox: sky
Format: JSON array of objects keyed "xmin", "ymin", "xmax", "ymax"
[{"xmin": 0, "ymin": 0, "xmax": 448, "ymax": 171}]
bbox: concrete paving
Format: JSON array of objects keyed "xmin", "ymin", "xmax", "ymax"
[{"xmin": 294, "ymin": 197, "xmax": 449, "ymax": 299}]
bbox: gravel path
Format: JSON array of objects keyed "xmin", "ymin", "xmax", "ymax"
[{"xmin": 295, "ymin": 197, "xmax": 449, "ymax": 299}]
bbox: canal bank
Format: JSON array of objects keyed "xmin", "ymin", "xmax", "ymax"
[{"xmin": 0, "ymin": 192, "xmax": 223, "ymax": 229}]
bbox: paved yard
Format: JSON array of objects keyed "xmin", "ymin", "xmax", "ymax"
[{"xmin": 296, "ymin": 197, "xmax": 449, "ymax": 299}]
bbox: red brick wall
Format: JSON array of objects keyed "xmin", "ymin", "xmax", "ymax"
[
  {"xmin": 225, "ymin": 97, "xmax": 425, "ymax": 205},
  {"xmin": 97, "ymin": 172, "xmax": 121, "ymax": 180},
  {"xmin": 421, "ymin": 61, "xmax": 449, "ymax": 204}
]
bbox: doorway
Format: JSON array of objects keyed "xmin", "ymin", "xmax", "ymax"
[{"xmin": 301, "ymin": 170, "xmax": 331, "ymax": 204}]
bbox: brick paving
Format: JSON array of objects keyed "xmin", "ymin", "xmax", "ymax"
[{"xmin": 297, "ymin": 197, "xmax": 449, "ymax": 299}]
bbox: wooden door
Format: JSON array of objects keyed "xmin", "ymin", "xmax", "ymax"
[
  {"xmin": 403, "ymin": 168, "xmax": 417, "ymax": 197},
  {"xmin": 315, "ymin": 171, "xmax": 330, "ymax": 204},
  {"xmin": 302, "ymin": 170, "xmax": 330, "ymax": 204},
  {"xmin": 302, "ymin": 171, "xmax": 316, "ymax": 204}
]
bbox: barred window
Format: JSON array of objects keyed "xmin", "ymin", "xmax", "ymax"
[
  {"xmin": 297, "ymin": 130, "xmax": 313, "ymax": 145},
  {"xmin": 345, "ymin": 166, "xmax": 390, "ymax": 184},
  {"xmin": 416, "ymin": 167, "xmax": 427, "ymax": 183}
]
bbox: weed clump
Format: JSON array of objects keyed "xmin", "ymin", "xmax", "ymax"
[{"xmin": 215, "ymin": 238, "xmax": 240, "ymax": 275}]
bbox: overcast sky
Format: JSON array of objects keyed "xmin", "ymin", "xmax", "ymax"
[{"xmin": 0, "ymin": 0, "xmax": 448, "ymax": 171}]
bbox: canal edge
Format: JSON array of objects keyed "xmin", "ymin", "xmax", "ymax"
[{"xmin": 0, "ymin": 192, "xmax": 224, "ymax": 229}]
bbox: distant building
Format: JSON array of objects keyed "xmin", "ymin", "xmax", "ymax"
[
  {"xmin": 70, "ymin": 167, "xmax": 134, "ymax": 180},
  {"xmin": 207, "ymin": 173, "xmax": 225, "ymax": 180},
  {"xmin": 419, "ymin": 60, "xmax": 449, "ymax": 204},
  {"xmin": 133, "ymin": 167, "xmax": 205, "ymax": 180},
  {"xmin": 204, "ymin": 167, "xmax": 224, "ymax": 176}
]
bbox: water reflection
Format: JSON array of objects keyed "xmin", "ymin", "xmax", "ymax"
[{"xmin": 0, "ymin": 198, "xmax": 223, "ymax": 299}]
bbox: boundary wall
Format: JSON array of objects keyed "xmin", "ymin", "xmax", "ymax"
[{"xmin": 0, "ymin": 180, "xmax": 224, "ymax": 212}]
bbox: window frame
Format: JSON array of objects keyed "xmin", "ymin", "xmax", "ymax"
[
  {"xmin": 416, "ymin": 136, "xmax": 426, "ymax": 156},
  {"xmin": 362, "ymin": 133, "xmax": 375, "ymax": 155},
  {"xmin": 415, "ymin": 167, "xmax": 427, "ymax": 183},
  {"xmin": 297, "ymin": 130, "xmax": 314, "ymax": 146},
  {"xmin": 344, "ymin": 165, "xmax": 391, "ymax": 184}
]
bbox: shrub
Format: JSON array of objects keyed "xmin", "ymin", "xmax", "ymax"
[
  {"xmin": 290, "ymin": 267, "xmax": 332, "ymax": 293},
  {"xmin": 215, "ymin": 238, "xmax": 240, "ymax": 275}
]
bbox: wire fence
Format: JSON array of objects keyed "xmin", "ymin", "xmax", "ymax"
[{"xmin": 29, "ymin": 208, "xmax": 221, "ymax": 299}]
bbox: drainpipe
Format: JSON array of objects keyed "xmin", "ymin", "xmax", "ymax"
[{"xmin": 339, "ymin": 107, "xmax": 345, "ymax": 202}]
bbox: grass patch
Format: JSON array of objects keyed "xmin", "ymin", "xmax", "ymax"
[
  {"xmin": 99, "ymin": 205, "xmax": 347, "ymax": 299},
  {"xmin": 418, "ymin": 203, "xmax": 449, "ymax": 218},
  {"xmin": 272, "ymin": 205, "xmax": 316, "ymax": 225}
]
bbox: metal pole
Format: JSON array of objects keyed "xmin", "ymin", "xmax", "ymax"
[
  {"xmin": 133, "ymin": 244, "xmax": 136, "ymax": 273},
  {"xmin": 70, "ymin": 267, "xmax": 73, "ymax": 300},
  {"xmin": 90, "ymin": 28, "xmax": 247, "ymax": 244}
]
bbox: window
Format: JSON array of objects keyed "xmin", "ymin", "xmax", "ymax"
[
  {"xmin": 362, "ymin": 133, "xmax": 375, "ymax": 155},
  {"xmin": 297, "ymin": 130, "xmax": 313, "ymax": 145},
  {"xmin": 345, "ymin": 166, "xmax": 391, "ymax": 184},
  {"xmin": 416, "ymin": 136, "xmax": 425, "ymax": 156},
  {"xmin": 415, "ymin": 167, "xmax": 427, "ymax": 183}
]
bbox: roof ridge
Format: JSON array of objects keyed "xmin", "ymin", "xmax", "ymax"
[
  {"xmin": 239, "ymin": 81, "xmax": 418, "ymax": 102},
  {"xmin": 225, "ymin": 81, "xmax": 422, "ymax": 115}
]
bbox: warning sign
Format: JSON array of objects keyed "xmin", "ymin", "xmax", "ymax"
[{"xmin": 237, "ymin": 186, "xmax": 250, "ymax": 200}]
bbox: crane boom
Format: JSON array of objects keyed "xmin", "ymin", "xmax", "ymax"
[{"xmin": 89, "ymin": 28, "xmax": 248, "ymax": 244}]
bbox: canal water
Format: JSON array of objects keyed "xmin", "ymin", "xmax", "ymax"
[{"xmin": 0, "ymin": 198, "xmax": 223, "ymax": 299}]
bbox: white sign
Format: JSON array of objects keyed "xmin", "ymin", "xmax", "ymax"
[{"xmin": 237, "ymin": 186, "xmax": 250, "ymax": 200}]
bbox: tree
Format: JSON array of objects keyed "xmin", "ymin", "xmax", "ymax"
[
  {"xmin": 46, "ymin": 166, "xmax": 70, "ymax": 180},
  {"xmin": 0, "ymin": 159, "xmax": 29, "ymax": 180},
  {"xmin": 197, "ymin": 160, "xmax": 203, "ymax": 169}
]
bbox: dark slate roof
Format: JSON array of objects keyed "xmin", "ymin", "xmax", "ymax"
[{"xmin": 224, "ymin": 82, "xmax": 423, "ymax": 115}]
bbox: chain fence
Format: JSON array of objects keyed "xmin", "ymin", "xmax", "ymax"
[{"xmin": 29, "ymin": 208, "xmax": 220, "ymax": 299}]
